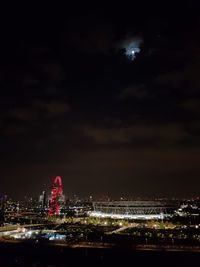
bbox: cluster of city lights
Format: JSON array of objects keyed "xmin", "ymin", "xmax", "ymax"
[
  {"xmin": 12, "ymin": 229, "xmax": 66, "ymax": 241},
  {"xmin": 88, "ymin": 211, "xmax": 172, "ymax": 220}
]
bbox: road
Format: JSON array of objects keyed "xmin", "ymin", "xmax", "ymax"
[{"xmin": 43, "ymin": 241, "xmax": 200, "ymax": 253}]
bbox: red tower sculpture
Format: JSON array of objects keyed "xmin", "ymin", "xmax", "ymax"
[{"xmin": 48, "ymin": 176, "xmax": 63, "ymax": 216}]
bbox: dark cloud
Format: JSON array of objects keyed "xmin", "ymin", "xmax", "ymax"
[
  {"xmin": 156, "ymin": 71, "xmax": 183, "ymax": 89},
  {"xmin": 118, "ymin": 84, "xmax": 148, "ymax": 100},
  {"xmin": 0, "ymin": 99, "xmax": 70, "ymax": 137},
  {"xmin": 155, "ymin": 36, "xmax": 200, "ymax": 93},
  {"xmin": 38, "ymin": 63, "xmax": 65, "ymax": 83},
  {"xmin": 66, "ymin": 15, "xmax": 114, "ymax": 54},
  {"xmin": 33, "ymin": 100, "xmax": 70, "ymax": 115},
  {"xmin": 9, "ymin": 107, "xmax": 37, "ymax": 121},
  {"xmin": 182, "ymin": 99, "xmax": 200, "ymax": 113},
  {"xmin": 82, "ymin": 123, "xmax": 189, "ymax": 145}
]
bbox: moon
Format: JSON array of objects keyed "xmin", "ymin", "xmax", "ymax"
[
  {"xmin": 122, "ymin": 37, "xmax": 142, "ymax": 60},
  {"xmin": 125, "ymin": 44, "xmax": 140, "ymax": 60}
]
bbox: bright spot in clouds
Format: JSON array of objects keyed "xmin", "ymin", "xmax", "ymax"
[{"xmin": 120, "ymin": 37, "xmax": 143, "ymax": 60}]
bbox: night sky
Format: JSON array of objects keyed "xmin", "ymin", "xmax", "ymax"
[{"xmin": 1, "ymin": 3, "xmax": 200, "ymax": 199}]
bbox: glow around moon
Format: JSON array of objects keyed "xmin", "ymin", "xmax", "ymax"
[
  {"xmin": 125, "ymin": 42, "xmax": 140, "ymax": 60},
  {"xmin": 122, "ymin": 37, "xmax": 142, "ymax": 60}
]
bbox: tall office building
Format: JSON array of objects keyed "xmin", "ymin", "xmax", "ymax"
[{"xmin": 39, "ymin": 191, "xmax": 47, "ymax": 208}]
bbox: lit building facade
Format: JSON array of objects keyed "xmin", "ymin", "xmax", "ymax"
[{"xmin": 89, "ymin": 201, "xmax": 177, "ymax": 219}]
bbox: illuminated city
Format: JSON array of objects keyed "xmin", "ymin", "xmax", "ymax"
[
  {"xmin": 1, "ymin": 176, "xmax": 200, "ymax": 265},
  {"xmin": 1, "ymin": 2, "xmax": 200, "ymax": 266}
]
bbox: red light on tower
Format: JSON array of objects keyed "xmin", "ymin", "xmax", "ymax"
[{"xmin": 48, "ymin": 176, "xmax": 63, "ymax": 216}]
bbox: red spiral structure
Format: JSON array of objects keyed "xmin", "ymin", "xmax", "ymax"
[{"xmin": 48, "ymin": 176, "xmax": 63, "ymax": 216}]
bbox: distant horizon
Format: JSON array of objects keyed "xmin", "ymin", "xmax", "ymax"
[{"xmin": 3, "ymin": 191, "xmax": 200, "ymax": 202}]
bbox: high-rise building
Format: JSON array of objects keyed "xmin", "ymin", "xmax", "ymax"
[{"xmin": 39, "ymin": 191, "xmax": 47, "ymax": 208}]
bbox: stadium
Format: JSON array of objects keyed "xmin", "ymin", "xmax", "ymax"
[{"xmin": 88, "ymin": 201, "xmax": 177, "ymax": 220}]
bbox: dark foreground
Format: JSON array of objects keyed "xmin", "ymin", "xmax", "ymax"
[{"xmin": 1, "ymin": 242, "xmax": 200, "ymax": 267}]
